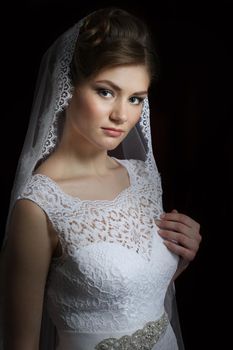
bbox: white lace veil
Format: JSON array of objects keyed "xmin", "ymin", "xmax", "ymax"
[{"xmin": 1, "ymin": 11, "xmax": 184, "ymax": 350}]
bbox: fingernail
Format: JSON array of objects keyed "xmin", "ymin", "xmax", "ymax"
[{"xmin": 160, "ymin": 213, "xmax": 165, "ymax": 219}]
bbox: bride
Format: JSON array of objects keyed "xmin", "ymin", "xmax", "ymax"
[{"xmin": 1, "ymin": 7, "xmax": 201, "ymax": 350}]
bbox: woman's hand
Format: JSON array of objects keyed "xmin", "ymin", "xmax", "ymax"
[{"xmin": 155, "ymin": 209, "xmax": 202, "ymax": 278}]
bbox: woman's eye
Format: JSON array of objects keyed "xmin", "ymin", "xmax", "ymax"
[
  {"xmin": 129, "ymin": 96, "xmax": 144, "ymax": 105},
  {"xmin": 98, "ymin": 89, "xmax": 113, "ymax": 98}
]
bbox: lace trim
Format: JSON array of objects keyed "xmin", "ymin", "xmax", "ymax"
[
  {"xmin": 41, "ymin": 22, "xmax": 82, "ymax": 160},
  {"xmin": 31, "ymin": 157, "xmax": 134, "ymax": 205}
]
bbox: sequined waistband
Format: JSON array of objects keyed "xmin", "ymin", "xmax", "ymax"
[
  {"xmin": 57, "ymin": 313, "xmax": 169, "ymax": 350},
  {"xmin": 95, "ymin": 312, "xmax": 169, "ymax": 350}
]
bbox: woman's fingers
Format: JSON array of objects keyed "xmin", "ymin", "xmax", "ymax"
[
  {"xmin": 155, "ymin": 210, "xmax": 202, "ymax": 262},
  {"xmin": 163, "ymin": 240, "xmax": 197, "ymax": 261},
  {"xmin": 160, "ymin": 211, "xmax": 200, "ymax": 232}
]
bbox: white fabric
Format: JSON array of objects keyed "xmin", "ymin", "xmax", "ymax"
[{"xmin": 18, "ymin": 158, "xmax": 179, "ymax": 349}]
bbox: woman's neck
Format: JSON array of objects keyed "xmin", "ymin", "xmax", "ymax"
[{"xmin": 51, "ymin": 145, "xmax": 113, "ymax": 177}]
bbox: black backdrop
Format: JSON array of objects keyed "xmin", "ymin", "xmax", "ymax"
[{"xmin": 1, "ymin": 1, "xmax": 232, "ymax": 349}]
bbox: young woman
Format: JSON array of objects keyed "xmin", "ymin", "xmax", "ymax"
[{"xmin": 0, "ymin": 7, "xmax": 201, "ymax": 350}]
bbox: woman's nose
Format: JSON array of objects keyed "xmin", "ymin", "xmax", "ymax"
[{"xmin": 109, "ymin": 100, "xmax": 128, "ymax": 124}]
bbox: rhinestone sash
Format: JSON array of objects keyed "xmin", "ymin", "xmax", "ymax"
[{"xmin": 95, "ymin": 312, "xmax": 169, "ymax": 350}]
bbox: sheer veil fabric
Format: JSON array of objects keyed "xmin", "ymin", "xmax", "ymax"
[{"xmin": 0, "ymin": 13, "xmax": 184, "ymax": 350}]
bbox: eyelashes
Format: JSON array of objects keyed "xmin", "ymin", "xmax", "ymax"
[
  {"xmin": 129, "ymin": 96, "xmax": 144, "ymax": 105},
  {"xmin": 95, "ymin": 88, "xmax": 145, "ymax": 105},
  {"xmin": 97, "ymin": 88, "xmax": 113, "ymax": 98}
]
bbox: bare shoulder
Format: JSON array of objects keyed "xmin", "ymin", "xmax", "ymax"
[
  {"xmin": 127, "ymin": 158, "xmax": 148, "ymax": 173},
  {"xmin": 9, "ymin": 198, "xmax": 47, "ymax": 228},
  {"xmin": 33, "ymin": 154, "xmax": 59, "ymax": 178},
  {"xmin": 6, "ymin": 199, "xmax": 56, "ymax": 260}
]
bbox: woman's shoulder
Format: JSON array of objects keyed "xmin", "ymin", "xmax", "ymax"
[
  {"xmin": 22, "ymin": 153, "xmax": 64, "ymax": 194},
  {"xmin": 21, "ymin": 172, "xmax": 54, "ymax": 192},
  {"xmin": 32, "ymin": 154, "xmax": 61, "ymax": 179},
  {"xmin": 124, "ymin": 158, "xmax": 149, "ymax": 176},
  {"xmin": 12, "ymin": 196, "xmax": 47, "ymax": 221},
  {"xmin": 17, "ymin": 172, "xmax": 60, "ymax": 212},
  {"xmin": 114, "ymin": 158, "xmax": 151, "ymax": 188},
  {"xmin": 116, "ymin": 157, "xmax": 146, "ymax": 169}
]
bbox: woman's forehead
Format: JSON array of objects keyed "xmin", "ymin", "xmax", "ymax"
[{"xmin": 91, "ymin": 65, "xmax": 150, "ymax": 92}]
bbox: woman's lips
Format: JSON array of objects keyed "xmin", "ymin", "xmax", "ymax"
[{"xmin": 101, "ymin": 127, "xmax": 124, "ymax": 137}]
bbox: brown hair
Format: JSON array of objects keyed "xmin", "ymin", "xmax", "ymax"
[{"xmin": 70, "ymin": 7, "xmax": 159, "ymax": 85}]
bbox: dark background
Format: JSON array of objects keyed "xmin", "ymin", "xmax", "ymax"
[{"xmin": 1, "ymin": 1, "xmax": 232, "ymax": 349}]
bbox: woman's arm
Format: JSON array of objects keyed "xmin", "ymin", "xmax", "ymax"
[
  {"xmin": 155, "ymin": 209, "xmax": 202, "ymax": 280},
  {"xmin": 2, "ymin": 199, "xmax": 57, "ymax": 350}
]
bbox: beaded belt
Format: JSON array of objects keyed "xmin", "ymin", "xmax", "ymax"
[{"xmin": 95, "ymin": 312, "xmax": 169, "ymax": 350}]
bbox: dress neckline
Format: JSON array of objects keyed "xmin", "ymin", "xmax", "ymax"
[{"xmin": 32, "ymin": 157, "xmax": 133, "ymax": 204}]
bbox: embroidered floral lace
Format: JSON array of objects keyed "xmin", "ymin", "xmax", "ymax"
[{"xmin": 18, "ymin": 159, "xmax": 179, "ymax": 349}]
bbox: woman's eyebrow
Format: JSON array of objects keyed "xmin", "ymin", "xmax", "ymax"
[{"xmin": 94, "ymin": 79, "xmax": 148, "ymax": 95}]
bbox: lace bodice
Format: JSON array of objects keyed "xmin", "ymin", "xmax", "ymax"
[{"xmin": 18, "ymin": 158, "xmax": 179, "ymax": 338}]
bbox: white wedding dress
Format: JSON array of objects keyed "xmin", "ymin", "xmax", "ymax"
[{"xmin": 18, "ymin": 158, "xmax": 179, "ymax": 350}]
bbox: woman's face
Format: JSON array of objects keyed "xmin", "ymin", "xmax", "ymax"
[{"xmin": 66, "ymin": 64, "xmax": 150, "ymax": 151}]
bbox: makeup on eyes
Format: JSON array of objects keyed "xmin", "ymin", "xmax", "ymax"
[{"xmin": 94, "ymin": 84, "xmax": 146, "ymax": 105}]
